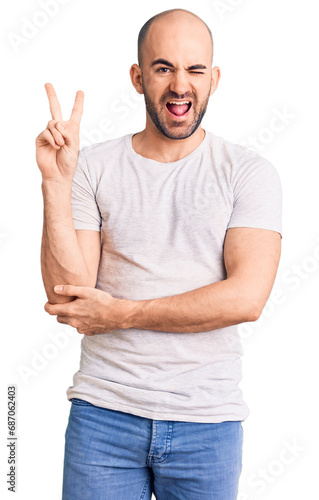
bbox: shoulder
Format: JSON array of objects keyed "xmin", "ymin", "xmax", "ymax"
[
  {"xmin": 207, "ymin": 131, "xmax": 269, "ymax": 165},
  {"xmin": 76, "ymin": 134, "xmax": 130, "ymax": 186},
  {"xmin": 80, "ymin": 134, "xmax": 129, "ymax": 162},
  {"xmin": 206, "ymin": 131, "xmax": 280, "ymax": 181}
]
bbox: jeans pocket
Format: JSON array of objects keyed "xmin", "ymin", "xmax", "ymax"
[{"xmin": 71, "ymin": 398, "xmax": 93, "ymax": 407}]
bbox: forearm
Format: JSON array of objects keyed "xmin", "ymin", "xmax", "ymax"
[
  {"xmin": 127, "ymin": 278, "xmax": 260, "ymax": 333},
  {"xmin": 41, "ymin": 179, "xmax": 91, "ymax": 304}
]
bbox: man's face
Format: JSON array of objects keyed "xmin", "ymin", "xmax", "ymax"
[{"xmin": 139, "ymin": 15, "xmax": 215, "ymax": 140}]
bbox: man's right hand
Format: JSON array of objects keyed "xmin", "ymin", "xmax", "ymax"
[{"xmin": 35, "ymin": 83, "xmax": 84, "ymax": 182}]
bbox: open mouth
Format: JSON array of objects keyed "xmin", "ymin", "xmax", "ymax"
[{"xmin": 166, "ymin": 101, "xmax": 192, "ymax": 118}]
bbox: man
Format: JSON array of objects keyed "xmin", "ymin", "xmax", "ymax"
[{"xmin": 36, "ymin": 8, "xmax": 282, "ymax": 500}]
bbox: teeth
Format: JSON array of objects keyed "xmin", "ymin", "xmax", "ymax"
[{"xmin": 168, "ymin": 101, "xmax": 190, "ymax": 105}]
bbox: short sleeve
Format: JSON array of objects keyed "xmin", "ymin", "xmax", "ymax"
[
  {"xmin": 227, "ymin": 155, "xmax": 283, "ymax": 237},
  {"xmin": 71, "ymin": 148, "xmax": 102, "ymax": 231}
]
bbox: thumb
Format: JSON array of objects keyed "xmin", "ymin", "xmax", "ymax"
[{"xmin": 54, "ymin": 284, "xmax": 87, "ymax": 297}]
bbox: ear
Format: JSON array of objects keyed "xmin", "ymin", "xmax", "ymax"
[
  {"xmin": 209, "ymin": 66, "xmax": 221, "ymax": 96},
  {"xmin": 130, "ymin": 64, "xmax": 144, "ymax": 95}
]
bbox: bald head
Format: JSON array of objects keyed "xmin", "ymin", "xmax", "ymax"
[{"xmin": 137, "ymin": 9, "xmax": 214, "ymax": 68}]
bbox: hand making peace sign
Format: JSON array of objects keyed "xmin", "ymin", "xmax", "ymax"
[{"xmin": 35, "ymin": 83, "xmax": 84, "ymax": 181}]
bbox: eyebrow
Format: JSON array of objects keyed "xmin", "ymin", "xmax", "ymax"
[{"xmin": 150, "ymin": 58, "xmax": 207, "ymax": 70}]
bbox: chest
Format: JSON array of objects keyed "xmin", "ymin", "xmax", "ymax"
[{"xmin": 95, "ymin": 164, "xmax": 234, "ymax": 254}]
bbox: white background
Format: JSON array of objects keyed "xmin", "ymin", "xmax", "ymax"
[{"xmin": 1, "ymin": 0, "xmax": 318, "ymax": 498}]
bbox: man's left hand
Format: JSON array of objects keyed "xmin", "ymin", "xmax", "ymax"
[{"xmin": 44, "ymin": 285, "xmax": 133, "ymax": 335}]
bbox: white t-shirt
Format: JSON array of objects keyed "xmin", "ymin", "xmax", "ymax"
[{"xmin": 66, "ymin": 130, "xmax": 282, "ymax": 423}]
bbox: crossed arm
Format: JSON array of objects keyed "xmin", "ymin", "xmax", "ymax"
[
  {"xmin": 44, "ymin": 226, "xmax": 281, "ymax": 335},
  {"xmin": 38, "ymin": 83, "xmax": 281, "ymax": 335}
]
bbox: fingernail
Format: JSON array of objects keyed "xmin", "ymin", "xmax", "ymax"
[
  {"xmin": 57, "ymin": 123, "xmax": 64, "ymax": 131},
  {"xmin": 54, "ymin": 285, "xmax": 64, "ymax": 292}
]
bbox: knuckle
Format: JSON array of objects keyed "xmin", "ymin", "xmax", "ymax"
[{"xmin": 37, "ymin": 130, "xmax": 46, "ymax": 141}]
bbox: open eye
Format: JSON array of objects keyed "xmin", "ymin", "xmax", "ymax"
[{"xmin": 157, "ymin": 67, "xmax": 171, "ymax": 73}]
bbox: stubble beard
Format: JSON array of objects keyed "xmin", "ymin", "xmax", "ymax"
[{"xmin": 142, "ymin": 81, "xmax": 211, "ymax": 140}]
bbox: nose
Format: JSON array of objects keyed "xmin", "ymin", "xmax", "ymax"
[{"xmin": 169, "ymin": 69, "xmax": 190, "ymax": 96}]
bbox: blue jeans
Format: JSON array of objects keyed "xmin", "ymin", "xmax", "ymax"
[{"xmin": 62, "ymin": 398, "xmax": 243, "ymax": 499}]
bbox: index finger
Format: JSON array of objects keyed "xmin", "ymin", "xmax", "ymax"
[
  {"xmin": 70, "ymin": 90, "xmax": 84, "ymax": 124},
  {"xmin": 44, "ymin": 82, "xmax": 63, "ymax": 121}
]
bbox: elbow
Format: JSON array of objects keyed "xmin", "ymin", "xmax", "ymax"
[
  {"xmin": 228, "ymin": 279, "xmax": 266, "ymax": 323},
  {"xmin": 244, "ymin": 302, "xmax": 263, "ymax": 323},
  {"xmin": 246, "ymin": 308, "xmax": 262, "ymax": 323}
]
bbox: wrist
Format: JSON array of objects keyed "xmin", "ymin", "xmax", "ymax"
[
  {"xmin": 41, "ymin": 176, "xmax": 73, "ymax": 190},
  {"xmin": 41, "ymin": 178, "xmax": 74, "ymax": 222},
  {"xmin": 41, "ymin": 177, "xmax": 73, "ymax": 201},
  {"xmin": 119, "ymin": 298, "xmax": 146, "ymax": 330}
]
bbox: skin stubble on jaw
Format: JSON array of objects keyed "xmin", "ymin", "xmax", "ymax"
[{"xmin": 141, "ymin": 78, "xmax": 212, "ymax": 140}]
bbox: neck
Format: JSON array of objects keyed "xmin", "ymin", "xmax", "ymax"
[{"xmin": 132, "ymin": 122, "xmax": 206, "ymax": 163}]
